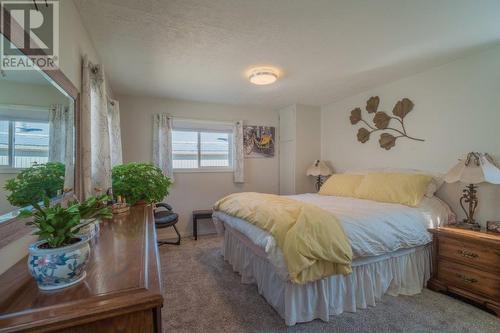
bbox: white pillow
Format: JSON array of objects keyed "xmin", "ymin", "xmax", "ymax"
[{"xmin": 345, "ymin": 168, "xmax": 444, "ymax": 197}]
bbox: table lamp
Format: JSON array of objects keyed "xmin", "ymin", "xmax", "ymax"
[
  {"xmin": 306, "ymin": 160, "xmax": 332, "ymax": 191},
  {"xmin": 444, "ymin": 152, "xmax": 500, "ymax": 229}
]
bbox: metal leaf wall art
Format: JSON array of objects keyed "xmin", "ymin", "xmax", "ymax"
[{"xmin": 349, "ymin": 96, "xmax": 424, "ymax": 150}]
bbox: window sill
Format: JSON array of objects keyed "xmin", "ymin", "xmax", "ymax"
[
  {"xmin": 0, "ymin": 168, "xmax": 22, "ymax": 174},
  {"xmin": 173, "ymin": 168, "xmax": 234, "ymax": 174}
]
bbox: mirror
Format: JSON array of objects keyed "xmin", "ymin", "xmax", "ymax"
[{"xmin": 0, "ymin": 33, "xmax": 75, "ymax": 220}]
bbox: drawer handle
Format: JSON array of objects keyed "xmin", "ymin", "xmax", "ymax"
[
  {"xmin": 457, "ymin": 249, "xmax": 479, "ymax": 259},
  {"xmin": 456, "ymin": 273, "xmax": 478, "ymax": 284}
]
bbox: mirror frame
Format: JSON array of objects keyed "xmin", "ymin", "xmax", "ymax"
[{"xmin": 0, "ymin": 11, "xmax": 81, "ymax": 248}]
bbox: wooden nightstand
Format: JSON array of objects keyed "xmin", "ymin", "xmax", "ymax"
[{"xmin": 428, "ymin": 227, "xmax": 500, "ymax": 316}]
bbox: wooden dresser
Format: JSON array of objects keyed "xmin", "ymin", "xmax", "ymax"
[
  {"xmin": 0, "ymin": 205, "xmax": 163, "ymax": 332},
  {"xmin": 428, "ymin": 227, "xmax": 500, "ymax": 316}
]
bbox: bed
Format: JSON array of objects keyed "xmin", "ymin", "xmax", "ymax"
[{"xmin": 213, "ymin": 193, "xmax": 453, "ymax": 326}]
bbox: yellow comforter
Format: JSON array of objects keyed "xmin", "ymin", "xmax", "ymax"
[{"xmin": 214, "ymin": 192, "xmax": 353, "ymax": 284}]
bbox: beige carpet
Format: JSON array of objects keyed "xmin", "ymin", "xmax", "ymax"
[{"xmin": 159, "ymin": 235, "xmax": 500, "ymax": 333}]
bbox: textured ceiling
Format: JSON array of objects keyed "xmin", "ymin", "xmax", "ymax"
[{"xmin": 75, "ymin": 0, "xmax": 500, "ymax": 107}]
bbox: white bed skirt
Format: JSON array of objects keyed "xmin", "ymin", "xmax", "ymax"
[{"xmin": 223, "ymin": 226, "xmax": 432, "ymax": 326}]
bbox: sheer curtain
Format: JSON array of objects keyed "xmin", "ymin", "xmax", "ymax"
[
  {"xmin": 81, "ymin": 56, "xmax": 123, "ymax": 198},
  {"xmin": 48, "ymin": 103, "xmax": 74, "ymax": 190},
  {"xmin": 234, "ymin": 120, "xmax": 244, "ymax": 183},
  {"xmin": 108, "ymin": 99, "xmax": 123, "ymax": 166},
  {"xmin": 152, "ymin": 113, "xmax": 174, "ymax": 181}
]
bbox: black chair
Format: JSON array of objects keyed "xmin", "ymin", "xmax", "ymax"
[{"xmin": 154, "ymin": 203, "xmax": 181, "ymax": 246}]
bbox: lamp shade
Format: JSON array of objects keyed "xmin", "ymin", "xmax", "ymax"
[
  {"xmin": 306, "ymin": 160, "xmax": 332, "ymax": 177},
  {"xmin": 444, "ymin": 152, "xmax": 500, "ymax": 185}
]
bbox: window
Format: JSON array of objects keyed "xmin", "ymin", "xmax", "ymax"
[
  {"xmin": 172, "ymin": 120, "xmax": 233, "ymax": 171},
  {"xmin": 15, "ymin": 121, "xmax": 49, "ymax": 168},
  {"xmin": 0, "ymin": 119, "xmax": 49, "ymax": 169}
]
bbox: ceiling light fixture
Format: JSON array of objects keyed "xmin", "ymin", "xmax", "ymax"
[{"xmin": 248, "ymin": 67, "xmax": 279, "ymax": 85}]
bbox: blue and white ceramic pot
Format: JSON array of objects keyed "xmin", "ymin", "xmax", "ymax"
[
  {"xmin": 28, "ymin": 236, "xmax": 91, "ymax": 291},
  {"xmin": 78, "ymin": 218, "xmax": 100, "ymax": 240}
]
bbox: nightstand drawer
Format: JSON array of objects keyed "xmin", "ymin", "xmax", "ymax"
[
  {"xmin": 438, "ymin": 259, "xmax": 500, "ymax": 300},
  {"xmin": 439, "ymin": 236, "xmax": 500, "ymax": 271}
]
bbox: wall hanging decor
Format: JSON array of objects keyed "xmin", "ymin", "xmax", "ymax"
[
  {"xmin": 349, "ymin": 96, "xmax": 424, "ymax": 150},
  {"xmin": 243, "ymin": 125, "xmax": 275, "ymax": 158}
]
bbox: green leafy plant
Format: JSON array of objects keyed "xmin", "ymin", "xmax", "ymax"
[
  {"xmin": 112, "ymin": 163, "xmax": 171, "ymax": 205},
  {"xmin": 5, "ymin": 162, "xmax": 65, "ymax": 208},
  {"xmin": 19, "ymin": 195, "xmax": 112, "ymax": 248},
  {"xmin": 73, "ymin": 195, "xmax": 113, "ymax": 220}
]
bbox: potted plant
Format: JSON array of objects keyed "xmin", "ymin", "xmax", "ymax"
[
  {"xmin": 112, "ymin": 163, "xmax": 171, "ymax": 205},
  {"xmin": 73, "ymin": 195, "xmax": 113, "ymax": 239},
  {"xmin": 5, "ymin": 162, "xmax": 65, "ymax": 208},
  {"xmin": 19, "ymin": 196, "xmax": 111, "ymax": 291}
]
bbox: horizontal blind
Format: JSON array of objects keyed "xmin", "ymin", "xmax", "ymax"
[
  {"xmin": 172, "ymin": 118, "xmax": 234, "ymax": 133},
  {"xmin": 0, "ymin": 105, "xmax": 49, "ymax": 122}
]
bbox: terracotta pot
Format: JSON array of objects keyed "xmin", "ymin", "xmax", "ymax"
[{"xmin": 134, "ymin": 200, "xmax": 148, "ymax": 206}]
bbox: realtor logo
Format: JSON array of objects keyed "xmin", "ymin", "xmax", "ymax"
[{"xmin": 1, "ymin": 0, "xmax": 59, "ymax": 70}]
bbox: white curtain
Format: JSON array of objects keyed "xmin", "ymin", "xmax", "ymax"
[
  {"xmin": 153, "ymin": 113, "xmax": 174, "ymax": 181},
  {"xmin": 48, "ymin": 103, "xmax": 74, "ymax": 191},
  {"xmin": 107, "ymin": 99, "xmax": 123, "ymax": 166},
  {"xmin": 81, "ymin": 56, "xmax": 122, "ymax": 198},
  {"xmin": 234, "ymin": 120, "xmax": 244, "ymax": 183}
]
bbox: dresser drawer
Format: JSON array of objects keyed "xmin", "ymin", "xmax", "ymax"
[
  {"xmin": 437, "ymin": 259, "xmax": 500, "ymax": 301},
  {"xmin": 438, "ymin": 236, "xmax": 500, "ymax": 271}
]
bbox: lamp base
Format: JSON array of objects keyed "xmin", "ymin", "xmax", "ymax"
[
  {"xmin": 459, "ymin": 184, "xmax": 478, "ymax": 229},
  {"xmin": 315, "ymin": 176, "xmax": 322, "ymax": 192}
]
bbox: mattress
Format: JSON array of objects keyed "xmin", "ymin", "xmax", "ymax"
[{"xmin": 213, "ymin": 193, "xmax": 453, "ymax": 280}]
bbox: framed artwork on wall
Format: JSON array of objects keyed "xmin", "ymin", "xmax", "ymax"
[{"xmin": 243, "ymin": 125, "xmax": 275, "ymax": 158}]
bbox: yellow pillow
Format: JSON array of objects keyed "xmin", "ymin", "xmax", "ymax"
[
  {"xmin": 354, "ymin": 173, "xmax": 432, "ymax": 207},
  {"xmin": 319, "ymin": 174, "xmax": 364, "ymax": 197}
]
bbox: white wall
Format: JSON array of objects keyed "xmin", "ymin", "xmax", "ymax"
[
  {"xmin": 321, "ymin": 45, "xmax": 500, "ymax": 226},
  {"xmin": 118, "ymin": 95, "xmax": 279, "ymax": 238},
  {"xmin": 0, "ymin": 80, "xmax": 70, "ymax": 106},
  {"xmin": 58, "ymin": 0, "xmax": 103, "ymax": 92}
]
